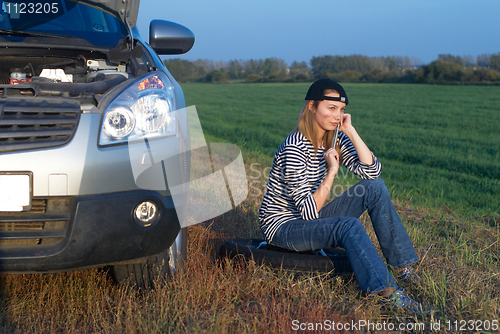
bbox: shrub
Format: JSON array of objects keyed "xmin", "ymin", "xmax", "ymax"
[
  {"xmin": 204, "ymin": 70, "xmax": 228, "ymax": 83},
  {"xmin": 425, "ymin": 60, "xmax": 464, "ymax": 84},
  {"xmin": 294, "ymin": 73, "xmax": 309, "ymax": 81},
  {"xmin": 245, "ymin": 74, "xmax": 262, "ymax": 83},
  {"xmin": 361, "ymin": 69, "xmax": 384, "ymax": 82}
]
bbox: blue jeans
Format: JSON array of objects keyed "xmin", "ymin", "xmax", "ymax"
[{"xmin": 269, "ymin": 178, "xmax": 418, "ymax": 294}]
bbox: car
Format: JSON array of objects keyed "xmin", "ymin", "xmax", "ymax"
[{"xmin": 0, "ymin": 0, "xmax": 194, "ymax": 289}]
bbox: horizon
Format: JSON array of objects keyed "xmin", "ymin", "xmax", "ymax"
[
  {"xmin": 159, "ymin": 54, "xmax": 487, "ymax": 68},
  {"xmin": 136, "ymin": 0, "xmax": 500, "ymax": 66}
]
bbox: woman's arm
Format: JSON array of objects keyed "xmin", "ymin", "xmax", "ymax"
[{"xmin": 340, "ymin": 113, "xmax": 373, "ymax": 165}]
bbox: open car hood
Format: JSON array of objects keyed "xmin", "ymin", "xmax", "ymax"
[{"xmin": 76, "ymin": 0, "xmax": 140, "ymax": 28}]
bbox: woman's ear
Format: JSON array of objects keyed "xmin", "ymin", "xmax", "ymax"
[{"xmin": 308, "ymin": 100, "xmax": 315, "ymax": 112}]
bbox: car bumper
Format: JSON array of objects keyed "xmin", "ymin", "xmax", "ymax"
[{"xmin": 0, "ymin": 189, "xmax": 186, "ymax": 273}]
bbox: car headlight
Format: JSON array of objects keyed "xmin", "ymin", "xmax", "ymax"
[{"xmin": 99, "ymin": 72, "xmax": 176, "ymax": 146}]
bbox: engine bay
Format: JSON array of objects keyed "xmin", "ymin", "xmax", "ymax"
[{"xmin": 0, "ymin": 44, "xmax": 152, "ymax": 104}]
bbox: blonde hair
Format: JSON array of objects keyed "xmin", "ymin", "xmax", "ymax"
[{"xmin": 294, "ymin": 89, "xmax": 341, "ymax": 157}]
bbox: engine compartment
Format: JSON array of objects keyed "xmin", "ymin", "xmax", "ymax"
[{"xmin": 0, "ymin": 44, "xmax": 151, "ymax": 105}]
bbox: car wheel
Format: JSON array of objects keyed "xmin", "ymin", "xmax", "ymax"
[
  {"xmin": 218, "ymin": 239, "xmax": 352, "ymax": 274},
  {"xmin": 111, "ymin": 228, "xmax": 187, "ymax": 289},
  {"xmin": 111, "ymin": 249, "xmax": 171, "ymax": 290}
]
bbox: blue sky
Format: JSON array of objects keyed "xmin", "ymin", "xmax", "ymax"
[{"xmin": 136, "ymin": 0, "xmax": 500, "ymax": 66}]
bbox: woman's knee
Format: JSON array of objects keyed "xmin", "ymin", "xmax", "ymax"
[
  {"xmin": 367, "ymin": 177, "xmax": 386, "ymax": 188},
  {"xmin": 357, "ymin": 178, "xmax": 388, "ymax": 196}
]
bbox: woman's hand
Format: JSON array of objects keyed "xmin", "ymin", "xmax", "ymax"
[
  {"xmin": 314, "ymin": 148, "xmax": 339, "ymax": 212},
  {"xmin": 324, "ymin": 148, "xmax": 340, "ymax": 176},
  {"xmin": 340, "ymin": 113, "xmax": 355, "ymax": 136}
]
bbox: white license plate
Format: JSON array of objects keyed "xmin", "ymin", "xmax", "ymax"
[{"xmin": 0, "ymin": 173, "xmax": 32, "ymax": 212}]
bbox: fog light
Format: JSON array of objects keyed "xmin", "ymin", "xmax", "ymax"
[{"xmin": 134, "ymin": 201, "xmax": 159, "ymax": 227}]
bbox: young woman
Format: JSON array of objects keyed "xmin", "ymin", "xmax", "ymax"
[{"xmin": 259, "ymin": 79, "xmax": 422, "ymax": 311}]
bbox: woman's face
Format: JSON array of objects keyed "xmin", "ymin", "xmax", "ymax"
[{"xmin": 310, "ymin": 92, "xmax": 346, "ymax": 134}]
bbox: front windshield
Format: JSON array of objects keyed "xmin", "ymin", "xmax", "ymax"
[{"xmin": 0, "ymin": 0, "xmax": 127, "ymax": 47}]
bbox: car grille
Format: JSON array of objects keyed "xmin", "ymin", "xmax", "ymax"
[
  {"xmin": 0, "ymin": 97, "xmax": 81, "ymax": 152},
  {"xmin": 0, "ymin": 198, "xmax": 72, "ymax": 248}
]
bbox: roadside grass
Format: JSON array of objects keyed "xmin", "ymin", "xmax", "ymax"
[
  {"xmin": 0, "ymin": 192, "xmax": 499, "ymax": 333},
  {"xmin": 0, "ymin": 83, "xmax": 499, "ymax": 333}
]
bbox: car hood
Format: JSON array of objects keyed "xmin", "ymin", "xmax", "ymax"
[{"xmin": 76, "ymin": 0, "xmax": 140, "ymax": 28}]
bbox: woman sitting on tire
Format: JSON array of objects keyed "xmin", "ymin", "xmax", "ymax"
[{"xmin": 259, "ymin": 79, "xmax": 423, "ymax": 312}]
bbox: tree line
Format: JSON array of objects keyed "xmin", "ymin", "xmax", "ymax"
[{"xmin": 163, "ymin": 53, "xmax": 500, "ymax": 84}]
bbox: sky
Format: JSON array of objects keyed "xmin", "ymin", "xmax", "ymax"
[{"xmin": 136, "ymin": 0, "xmax": 500, "ymax": 66}]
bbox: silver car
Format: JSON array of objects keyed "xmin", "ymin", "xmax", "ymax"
[{"xmin": 0, "ymin": 0, "xmax": 193, "ymax": 288}]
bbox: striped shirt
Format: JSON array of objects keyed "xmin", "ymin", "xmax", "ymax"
[{"xmin": 259, "ymin": 130, "xmax": 381, "ymax": 243}]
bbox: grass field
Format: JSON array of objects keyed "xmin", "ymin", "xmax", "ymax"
[
  {"xmin": 182, "ymin": 82, "xmax": 500, "ymax": 218},
  {"xmin": 0, "ymin": 83, "xmax": 499, "ymax": 333}
]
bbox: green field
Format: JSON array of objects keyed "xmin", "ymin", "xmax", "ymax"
[{"xmin": 182, "ymin": 82, "xmax": 500, "ymax": 218}]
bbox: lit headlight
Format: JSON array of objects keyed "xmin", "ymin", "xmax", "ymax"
[
  {"xmin": 99, "ymin": 72, "xmax": 176, "ymax": 146},
  {"xmin": 103, "ymin": 107, "xmax": 135, "ymax": 138}
]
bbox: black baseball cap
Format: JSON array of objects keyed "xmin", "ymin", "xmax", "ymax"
[{"xmin": 305, "ymin": 79, "xmax": 348, "ymax": 105}]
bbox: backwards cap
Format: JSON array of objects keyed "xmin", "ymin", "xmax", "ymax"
[{"xmin": 305, "ymin": 78, "xmax": 348, "ymax": 105}]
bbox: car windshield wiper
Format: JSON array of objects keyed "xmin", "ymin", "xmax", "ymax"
[{"xmin": 0, "ymin": 28, "xmax": 73, "ymax": 39}]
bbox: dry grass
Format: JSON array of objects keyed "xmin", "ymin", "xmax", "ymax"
[{"xmin": 0, "ymin": 179, "xmax": 499, "ymax": 333}]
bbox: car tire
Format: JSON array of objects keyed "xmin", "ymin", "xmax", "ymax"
[
  {"xmin": 218, "ymin": 239, "xmax": 352, "ymax": 274},
  {"xmin": 110, "ymin": 249, "xmax": 171, "ymax": 290},
  {"xmin": 110, "ymin": 228, "xmax": 187, "ymax": 289}
]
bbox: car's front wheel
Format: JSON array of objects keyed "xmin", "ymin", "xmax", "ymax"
[
  {"xmin": 111, "ymin": 249, "xmax": 171, "ymax": 289},
  {"xmin": 110, "ymin": 228, "xmax": 187, "ymax": 289}
]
